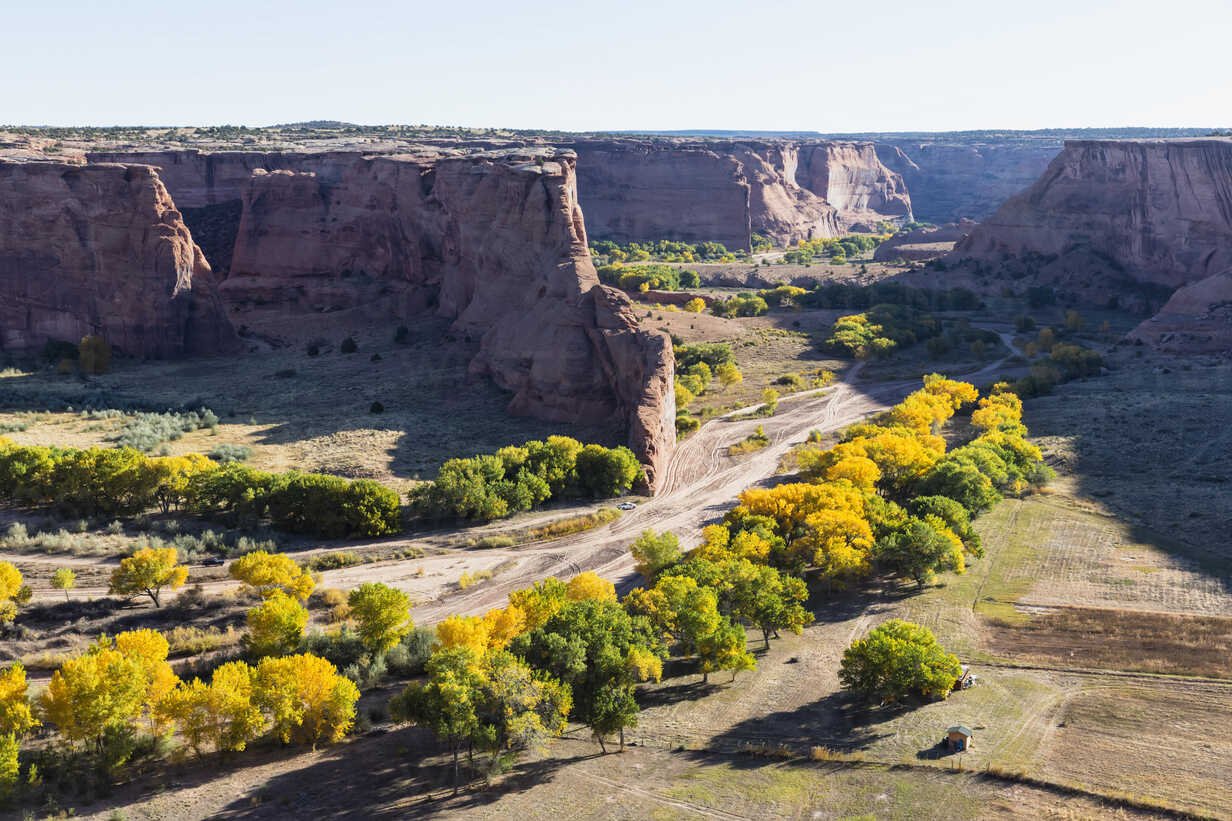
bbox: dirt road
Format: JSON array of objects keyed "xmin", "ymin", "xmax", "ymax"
[{"xmin": 19, "ymin": 339, "xmax": 1018, "ymax": 618}]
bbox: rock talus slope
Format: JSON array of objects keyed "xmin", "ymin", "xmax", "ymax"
[{"xmin": 0, "ymin": 160, "xmax": 237, "ymax": 357}]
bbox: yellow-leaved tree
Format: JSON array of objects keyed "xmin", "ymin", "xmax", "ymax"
[
  {"xmin": 565, "ymin": 571, "xmax": 616, "ymax": 602},
  {"xmin": 155, "ymin": 661, "xmax": 264, "ymax": 756},
  {"xmin": 253, "ymin": 654, "xmax": 359, "ymax": 747},
  {"xmin": 109, "ymin": 547, "xmax": 189, "ymax": 608},
  {"xmin": 0, "ymin": 561, "xmax": 31, "ymax": 623},
  {"xmin": 245, "ymin": 590, "xmax": 309, "ymax": 657},
  {"xmin": 40, "ymin": 640, "xmax": 149, "ymax": 748},
  {"xmin": 229, "ymin": 550, "xmax": 315, "ymax": 601},
  {"xmin": 113, "ymin": 629, "xmax": 180, "ymax": 727}
]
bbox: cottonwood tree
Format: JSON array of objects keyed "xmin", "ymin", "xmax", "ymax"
[
  {"xmin": 348, "ymin": 582, "xmax": 413, "ymax": 654},
  {"xmin": 840, "ymin": 620, "xmax": 961, "ymax": 703},
  {"xmin": 0, "ymin": 562, "xmax": 31, "ymax": 623},
  {"xmin": 629, "ymin": 528, "xmax": 681, "ymax": 581},
  {"xmin": 51, "ymin": 567, "xmax": 76, "ymax": 600},
  {"xmin": 108, "ymin": 547, "xmax": 189, "ymax": 607},
  {"xmin": 512, "ymin": 598, "xmax": 663, "ymax": 752},
  {"xmin": 253, "ymin": 653, "xmax": 358, "ymax": 747},
  {"xmin": 245, "ymin": 591, "xmax": 309, "ymax": 657},
  {"xmin": 155, "ymin": 661, "xmax": 264, "ymax": 755},
  {"xmin": 229, "ymin": 550, "xmax": 315, "ymax": 600}
]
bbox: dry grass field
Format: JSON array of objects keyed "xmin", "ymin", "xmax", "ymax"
[{"xmin": 0, "ymin": 315, "xmax": 614, "ymax": 486}]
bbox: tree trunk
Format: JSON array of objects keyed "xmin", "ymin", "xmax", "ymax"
[
  {"xmin": 597, "ymin": 734, "xmax": 607, "ymax": 754},
  {"xmin": 619, "ymin": 727, "xmax": 625, "ymax": 751},
  {"xmin": 149, "ymin": 588, "xmax": 161, "ymax": 608},
  {"xmin": 762, "ymin": 627, "xmax": 771, "ymax": 649},
  {"xmin": 702, "ymin": 670, "xmax": 709, "ymax": 684},
  {"xmin": 452, "ymin": 746, "xmax": 460, "ymax": 796}
]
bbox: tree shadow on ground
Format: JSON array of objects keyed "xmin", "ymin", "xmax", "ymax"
[
  {"xmin": 207, "ymin": 726, "xmax": 598, "ymax": 820},
  {"xmin": 704, "ymin": 688, "xmax": 896, "ymax": 755}
]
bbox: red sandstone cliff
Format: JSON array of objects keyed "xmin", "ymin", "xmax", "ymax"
[
  {"xmin": 951, "ymin": 139, "xmax": 1232, "ymax": 316},
  {"xmin": 0, "ymin": 160, "xmax": 237, "ymax": 358},
  {"xmin": 954, "ymin": 139, "xmax": 1232, "ymax": 290},
  {"xmin": 138, "ymin": 149, "xmax": 677, "ymax": 488},
  {"xmin": 567, "ymin": 138, "xmax": 910, "ymax": 249},
  {"xmin": 1129, "ymin": 271, "xmax": 1232, "ymax": 355}
]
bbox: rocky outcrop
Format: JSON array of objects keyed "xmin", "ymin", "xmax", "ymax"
[
  {"xmin": 1129, "ymin": 271, "xmax": 1232, "ymax": 355},
  {"xmin": 873, "ymin": 219, "xmax": 977, "ymax": 262},
  {"xmin": 953, "ymin": 140, "xmax": 1232, "ymax": 290},
  {"xmin": 876, "ymin": 139, "xmax": 1061, "ymax": 224},
  {"xmin": 795, "ymin": 143, "xmax": 912, "ymax": 225},
  {"xmin": 0, "ymin": 160, "xmax": 237, "ymax": 357},
  {"xmin": 567, "ymin": 138, "xmax": 910, "ymax": 249},
  {"xmin": 103, "ymin": 149, "xmax": 676, "ymax": 487}
]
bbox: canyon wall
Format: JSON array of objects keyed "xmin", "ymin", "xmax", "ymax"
[
  {"xmin": 0, "ymin": 160, "xmax": 237, "ymax": 357},
  {"xmin": 567, "ymin": 138, "xmax": 911, "ymax": 249},
  {"xmin": 876, "ymin": 138, "xmax": 1061, "ymax": 224},
  {"xmin": 953, "ymin": 139, "xmax": 1232, "ymax": 289},
  {"xmin": 90, "ymin": 149, "xmax": 676, "ymax": 487}
]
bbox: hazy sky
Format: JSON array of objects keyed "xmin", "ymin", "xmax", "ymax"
[{"xmin": 4, "ymin": 0, "xmax": 1229, "ymax": 132}]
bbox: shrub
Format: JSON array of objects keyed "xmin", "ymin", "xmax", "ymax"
[
  {"xmin": 369, "ymin": 401, "xmax": 385, "ymax": 414},
  {"xmin": 340, "ymin": 337, "xmax": 358, "ymax": 354},
  {"xmin": 394, "ymin": 326, "xmax": 410, "ymax": 344},
  {"xmin": 208, "ymin": 444, "xmax": 253, "ymax": 464},
  {"xmin": 306, "ymin": 552, "xmax": 363, "ymax": 572}
]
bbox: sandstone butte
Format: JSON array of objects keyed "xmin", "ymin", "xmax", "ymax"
[
  {"xmin": 9, "ymin": 150, "xmax": 677, "ymax": 490},
  {"xmin": 0, "ymin": 159, "xmax": 237, "ymax": 358},
  {"xmin": 950, "ymin": 138, "xmax": 1232, "ymax": 353}
]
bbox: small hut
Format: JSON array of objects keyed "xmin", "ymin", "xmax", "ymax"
[{"xmin": 946, "ymin": 726, "xmax": 973, "ymax": 752}]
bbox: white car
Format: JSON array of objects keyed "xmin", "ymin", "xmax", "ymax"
[{"xmin": 616, "ymin": 502, "xmax": 637, "ymax": 511}]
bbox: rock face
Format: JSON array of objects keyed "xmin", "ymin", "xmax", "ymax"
[
  {"xmin": 876, "ymin": 138, "xmax": 1062, "ymax": 224},
  {"xmin": 90, "ymin": 149, "xmax": 676, "ymax": 488},
  {"xmin": 953, "ymin": 140, "xmax": 1232, "ymax": 290},
  {"xmin": 1129, "ymin": 271, "xmax": 1232, "ymax": 355},
  {"xmin": 873, "ymin": 219, "xmax": 977, "ymax": 262},
  {"xmin": 0, "ymin": 160, "xmax": 237, "ymax": 357},
  {"xmin": 568, "ymin": 139, "xmax": 911, "ymax": 249}
]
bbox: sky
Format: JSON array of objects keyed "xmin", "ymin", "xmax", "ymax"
[{"xmin": 3, "ymin": 0, "xmax": 1230, "ymax": 132}]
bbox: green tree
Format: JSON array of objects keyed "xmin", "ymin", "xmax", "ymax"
[
  {"xmin": 574, "ymin": 445, "xmax": 641, "ymax": 498},
  {"xmin": 389, "ymin": 646, "xmax": 483, "ymax": 793},
  {"xmin": 51, "ymin": 567, "xmax": 76, "ymax": 601},
  {"xmin": 629, "ymin": 529, "xmax": 681, "ymax": 581},
  {"xmin": 696, "ymin": 621, "xmax": 755, "ymax": 683},
  {"xmin": 840, "ymin": 620, "xmax": 961, "ymax": 703},
  {"xmin": 348, "ymin": 582, "xmax": 413, "ymax": 654},
  {"xmin": 512, "ymin": 598, "xmax": 663, "ymax": 751},
  {"xmin": 872, "ymin": 517, "xmax": 962, "ymax": 587}
]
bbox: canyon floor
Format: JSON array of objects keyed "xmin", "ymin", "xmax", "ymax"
[{"xmin": 4, "ymin": 323, "xmax": 1230, "ymax": 819}]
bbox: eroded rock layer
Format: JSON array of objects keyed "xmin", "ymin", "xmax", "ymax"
[
  {"xmin": 1129, "ymin": 271, "xmax": 1232, "ymax": 355},
  {"xmin": 0, "ymin": 160, "xmax": 237, "ymax": 357},
  {"xmin": 567, "ymin": 138, "xmax": 911, "ymax": 249},
  {"xmin": 90, "ymin": 149, "xmax": 676, "ymax": 487},
  {"xmin": 954, "ymin": 139, "xmax": 1232, "ymax": 288},
  {"xmin": 875, "ymin": 139, "xmax": 1062, "ymax": 224}
]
